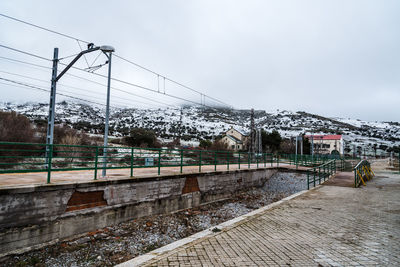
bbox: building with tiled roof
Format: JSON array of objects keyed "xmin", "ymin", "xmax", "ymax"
[
  {"xmin": 304, "ymin": 134, "xmax": 344, "ymax": 155},
  {"xmin": 221, "ymin": 127, "xmax": 248, "ymax": 151}
]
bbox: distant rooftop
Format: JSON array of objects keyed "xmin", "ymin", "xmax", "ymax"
[{"xmin": 304, "ymin": 134, "xmax": 342, "ymax": 140}]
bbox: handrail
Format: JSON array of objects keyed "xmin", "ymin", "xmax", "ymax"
[
  {"xmin": 353, "ymin": 160, "xmax": 374, "ymax": 188},
  {"xmin": 0, "ymin": 141, "xmax": 348, "ymax": 184},
  {"xmin": 306, "ymin": 159, "xmax": 338, "ymax": 189}
]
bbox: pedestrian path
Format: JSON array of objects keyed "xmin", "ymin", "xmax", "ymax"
[
  {"xmin": 119, "ymin": 165, "xmax": 400, "ymax": 266},
  {"xmin": 0, "ymin": 163, "xmax": 304, "ymax": 188}
]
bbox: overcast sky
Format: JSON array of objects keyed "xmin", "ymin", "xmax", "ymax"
[{"xmin": 1, "ymin": 0, "xmax": 399, "ymax": 122}]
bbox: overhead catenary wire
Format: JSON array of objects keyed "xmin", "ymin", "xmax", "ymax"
[
  {"xmin": 0, "ymin": 56, "xmax": 239, "ymax": 124},
  {"xmin": 113, "ymin": 54, "xmax": 232, "ymax": 108},
  {"xmin": 0, "ymin": 56, "xmax": 178, "ymax": 108},
  {"xmin": 0, "ymin": 77, "xmax": 110, "ymax": 107},
  {"xmin": 0, "ymin": 13, "xmax": 232, "ymax": 108},
  {"xmin": 0, "ymin": 44, "xmax": 219, "ymax": 108},
  {"xmin": 0, "ymin": 69, "xmax": 170, "ymax": 108},
  {"xmin": 0, "ymin": 44, "xmax": 51, "ymax": 61},
  {"xmin": 0, "ymin": 13, "xmax": 89, "ymax": 44},
  {"xmin": 0, "ymin": 76, "xmax": 168, "ymax": 110}
]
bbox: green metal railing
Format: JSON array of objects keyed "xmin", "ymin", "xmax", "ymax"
[
  {"xmin": 306, "ymin": 159, "xmax": 338, "ymax": 189},
  {"xmin": 353, "ymin": 160, "xmax": 374, "ymax": 188},
  {"xmin": 0, "ymin": 141, "xmax": 347, "ymax": 184},
  {"xmin": 279, "ymin": 153, "xmax": 341, "ymax": 168}
]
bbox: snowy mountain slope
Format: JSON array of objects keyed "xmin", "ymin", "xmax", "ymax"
[{"xmin": 1, "ymin": 101, "xmax": 399, "ymax": 154}]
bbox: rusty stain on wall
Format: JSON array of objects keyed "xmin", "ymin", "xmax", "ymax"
[{"xmin": 66, "ymin": 191, "xmax": 107, "ymax": 212}]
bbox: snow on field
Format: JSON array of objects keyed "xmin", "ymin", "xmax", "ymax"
[{"xmin": 1, "ymin": 101, "xmax": 399, "ymax": 154}]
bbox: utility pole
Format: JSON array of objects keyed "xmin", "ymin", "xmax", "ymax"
[
  {"xmin": 300, "ymin": 136, "xmax": 303, "ymax": 155},
  {"xmin": 311, "ymin": 133, "xmax": 314, "ymax": 160},
  {"xmin": 178, "ymin": 107, "xmax": 183, "ymax": 145},
  {"xmin": 249, "ymin": 108, "xmax": 255, "ymax": 154},
  {"xmin": 45, "ymin": 48, "xmax": 59, "ymax": 162},
  {"xmin": 43, "ymin": 44, "xmax": 114, "ymax": 175},
  {"xmin": 102, "ymin": 50, "xmax": 113, "ymax": 177}
]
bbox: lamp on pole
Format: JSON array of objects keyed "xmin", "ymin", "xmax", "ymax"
[
  {"xmin": 45, "ymin": 44, "xmax": 115, "ymax": 172},
  {"xmin": 100, "ymin": 46, "xmax": 115, "ymax": 177}
]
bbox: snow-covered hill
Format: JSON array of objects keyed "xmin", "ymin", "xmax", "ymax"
[{"xmin": 1, "ymin": 101, "xmax": 399, "ymax": 154}]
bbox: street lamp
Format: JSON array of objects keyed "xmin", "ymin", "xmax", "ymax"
[
  {"xmin": 100, "ymin": 46, "xmax": 115, "ymax": 177},
  {"xmin": 45, "ymin": 44, "xmax": 115, "ymax": 177}
]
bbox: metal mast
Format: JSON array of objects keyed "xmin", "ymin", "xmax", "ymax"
[
  {"xmin": 249, "ymin": 108, "xmax": 255, "ymax": 153},
  {"xmin": 45, "ymin": 48, "xmax": 59, "ymax": 162}
]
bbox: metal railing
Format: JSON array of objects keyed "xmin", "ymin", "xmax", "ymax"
[
  {"xmin": 279, "ymin": 153, "xmax": 341, "ymax": 168},
  {"xmin": 306, "ymin": 159, "xmax": 338, "ymax": 189},
  {"xmin": 0, "ymin": 141, "xmax": 348, "ymax": 184},
  {"xmin": 353, "ymin": 160, "xmax": 374, "ymax": 188}
]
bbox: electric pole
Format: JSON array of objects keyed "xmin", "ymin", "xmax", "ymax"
[
  {"xmin": 249, "ymin": 108, "xmax": 255, "ymax": 154},
  {"xmin": 102, "ymin": 50, "xmax": 113, "ymax": 177},
  {"xmin": 43, "ymin": 44, "xmax": 115, "ymax": 176},
  {"xmin": 45, "ymin": 48, "xmax": 59, "ymax": 162}
]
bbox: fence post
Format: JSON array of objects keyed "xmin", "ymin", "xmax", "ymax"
[
  {"xmin": 277, "ymin": 155, "xmax": 279, "ymax": 167},
  {"xmin": 130, "ymin": 148, "xmax": 134, "ymax": 177},
  {"xmin": 248, "ymin": 152, "xmax": 250, "ymax": 169},
  {"xmin": 313, "ymin": 168, "xmax": 316, "ymax": 187},
  {"xmin": 334, "ymin": 160, "xmax": 336, "ymax": 174},
  {"xmin": 319, "ymin": 166, "xmax": 321, "ymax": 184},
  {"xmin": 264, "ymin": 153, "xmax": 266, "ymax": 167},
  {"xmin": 227, "ymin": 151, "xmax": 229, "ymax": 170},
  {"xmin": 238, "ymin": 152, "xmax": 241, "ymax": 169},
  {"xmin": 47, "ymin": 144, "xmax": 53, "ymax": 184},
  {"xmin": 158, "ymin": 149, "xmax": 161, "ymax": 175},
  {"xmin": 354, "ymin": 169, "xmax": 357, "ymax": 188},
  {"xmin": 271, "ymin": 154, "xmax": 273, "ymax": 167},
  {"xmin": 214, "ymin": 151, "xmax": 217, "ymax": 171},
  {"xmin": 199, "ymin": 150, "xmax": 202, "ymax": 172},
  {"xmin": 307, "ymin": 171, "xmax": 309, "ymax": 190},
  {"xmin": 94, "ymin": 146, "xmax": 99, "ymax": 180},
  {"xmin": 180, "ymin": 149, "xmax": 183, "ymax": 174},
  {"xmin": 256, "ymin": 153, "xmax": 259, "ymax": 168}
]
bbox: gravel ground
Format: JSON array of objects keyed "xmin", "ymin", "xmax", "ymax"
[{"xmin": 2, "ymin": 171, "xmax": 307, "ymax": 267}]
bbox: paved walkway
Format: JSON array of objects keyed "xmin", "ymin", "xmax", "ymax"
[
  {"xmin": 0, "ymin": 163, "xmax": 305, "ymax": 188},
  {"xmin": 120, "ymin": 165, "xmax": 400, "ymax": 266}
]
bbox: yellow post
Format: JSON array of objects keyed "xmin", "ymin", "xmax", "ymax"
[
  {"xmin": 365, "ymin": 166, "xmax": 373, "ymax": 179},
  {"xmin": 362, "ymin": 166, "xmax": 370, "ymax": 180},
  {"xmin": 357, "ymin": 169, "xmax": 366, "ymax": 186},
  {"xmin": 369, "ymin": 167, "xmax": 375, "ymax": 177}
]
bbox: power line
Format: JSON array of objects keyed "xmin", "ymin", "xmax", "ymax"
[
  {"xmin": 114, "ymin": 54, "xmax": 232, "ymax": 108},
  {"xmin": 0, "ymin": 56, "xmax": 175, "ymax": 107},
  {"xmin": 0, "ymin": 13, "xmax": 89, "ymax": 44},
  {"xmin": 0, "ymin": 77, "xmax": 109, "ymax": 107},
  {"xmin": 0, "ymin": 69, "xmax": 169, "ymax": 108},
  {"xmin": 0, "ymin": 56, "xmax": 51, "ymax": 70},
  {"xmin": 1, "ymin": 13, "xmax": 232, "ymax": 108},
  {"xmin": 0, "ymin": 44, "xmax": 51, "ymax": 61},
  {"xmin": 0, "ymin": 44, "xmax": 220, "ymax": 108}
]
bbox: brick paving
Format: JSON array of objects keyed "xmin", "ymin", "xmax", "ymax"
[{"xmin": 126, "ymin": 168, "xmax": 400, "ymax": 266}]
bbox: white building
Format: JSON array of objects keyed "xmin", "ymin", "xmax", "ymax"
[
  {"xmin": 304, "ymin": 135, "xmax": 344, "ymax": 155},
  {"xmin": 221, "ymin": 127, "xmax": 248, "ymax": 151}
]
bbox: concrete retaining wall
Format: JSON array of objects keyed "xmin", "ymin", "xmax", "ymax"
[{"xmin": 0, "ymin": 168, "xmax": 277, "ymax": 257}]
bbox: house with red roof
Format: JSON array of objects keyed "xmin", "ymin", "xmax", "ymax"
[{"xmin": 303, "ymin": 134, "xmax": 344, "ymax": 155}]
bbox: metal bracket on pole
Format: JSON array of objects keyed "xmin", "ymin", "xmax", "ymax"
[{"xmin": 43, "ymin": 44, "xmax": 114, "ymax": 178}]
